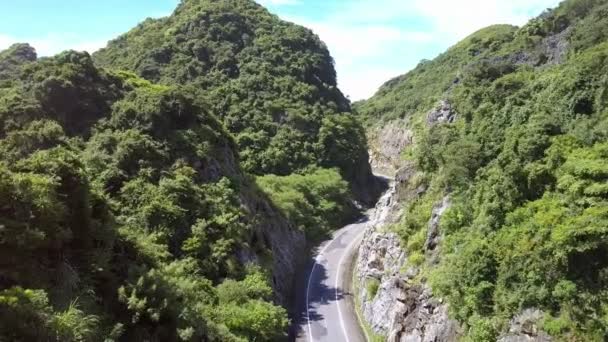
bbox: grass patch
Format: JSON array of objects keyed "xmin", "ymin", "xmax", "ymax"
[
  {"xmin": 353, "ymin": 270, "xmax": 386, "ymax": 342},
  {"xmin": 366, "ymin": 278, "xmax": 380, "ymax": 299}
]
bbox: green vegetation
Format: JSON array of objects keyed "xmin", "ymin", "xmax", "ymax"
[
  {"xmin": 357, "ymin": 0, "xmax": 608, "ymax": 340},
  {"xmin": 0, "ymin": 0, "xmax": 382, "ymax": 340},
  {"xmin": 0, "ymin": 43, "xmax": 37, "ymax": 83},
  {"xmin": 93, "ymin": 0, "xmax": 376, "ymax": 199},
  {"xmin": 11, "ymin": 0, "xmax": 608, "ymax": 340},
  {"xmin": 366, "ymin": 279, "xmax": 381, "ymax": 299},
  {"xmin": 256, "ymin": 168, "xmax": 356, "ymax": 241},
  {"xmin": 0, "ymin": 45, "xmax": 293, "ymax": 341},
  {"xmin": 0, "ymin": 23, "xmax": 366, "ymax": 342},
  {"xmin": 352, "ymin": 269, "xmax": 386, "ymax": 342}
]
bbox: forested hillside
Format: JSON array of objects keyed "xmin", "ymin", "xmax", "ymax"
[
  {"xmin": 0, "ymin": 44, "xmax": 295, "ymax": 342},
  {"xmin": 356, "ymin": 0, "xmax": 608, "ymax": 340},
  {"xmin": 0, "ymin": 0, "xmax": 378, "ymax": 341},
  {"xmin": 93, "ymin": 0, "xmax": 376, "ymax": 201}
]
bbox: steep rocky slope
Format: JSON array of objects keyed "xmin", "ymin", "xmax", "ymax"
[{"xmin": 355, "ymin": 0, "xmax": 608, "ymax": 340}]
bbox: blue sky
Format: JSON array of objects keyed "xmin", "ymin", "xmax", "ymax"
[{"xmin": 0, "ymin": 0, "xmax": 562, "ymax": 100}]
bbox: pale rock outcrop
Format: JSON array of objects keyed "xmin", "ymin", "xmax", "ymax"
[
  {"xmin": 425, "ymin": 196, "xmax": 451, "ymax": 265},
  {"xmin": 540, "ymin": 27, "xmax": 572, "ymax": 65},
  {"xmin": 498, "ymin": 309, "xmax": 553, "ymax": 342},
  {"xmin": 240, "ymin": 190, "xmax": 306, "ymax": 306},
  {"xmin": 427, "ymin": 100, "xmax": 457, "ymax": 125},
  {"xmin": 355, "ymin": 179, "xmax": 459, "ymax": 341},
  {"xmin": 368, "ymin": 119, "xmax": 414, "ymax": 175}
]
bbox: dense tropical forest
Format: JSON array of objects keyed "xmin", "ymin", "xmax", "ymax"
[
  {"xmin": 3, "ymin": 0, "xmax": 608, "ymax": 340},
  {"xmin": 0, "ymin": 0, "xmax": 377, "ymax": 341},
  {"xmin": 93, "ymin": 0, "xmax": 376, "ymax": 202},
  {"xmin": 356, "ymin": 0, "xmax": 608, "ymax": 340}
]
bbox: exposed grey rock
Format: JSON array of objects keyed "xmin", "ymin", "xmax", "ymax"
[
  {"xmin": 425, "ymin": 196, "xmax": 451, "ymax": 253},
  {"xmin": 240, "ymin": 189, "xmax": 306, "ymax": 306},
  {"xmin": 369, "ymin": 119, "xmax": 414, "ymax": 175},
  {"xmin": 466, "ymin": 27, "xmax": 571, "ymax": 84},
  {"xmin": 395, "ymin": 164, "xmax": 416, "ymax": 185},
  {"xmin": 395, "ymin": 162, "xmax": 429, "ymax": 205},
  {"xmin": 263, "ymin": 217, "xmax": 306, "ymax": 306},
  {"xmin": 540, "ymin": 27, "xmax": 572, "ymax": 66},
  {"xmin": 427, "ymin": 100, "xmax": 457, "ymax": 125},
  {"xmin": 356, "ymin": 183, "xmax": 408, "ymax": 332},
  {"xmin": 355, "ymin": 180, "xmax": 459, "ymax": 341},
  {"xmin": 507, "ymin": 27, "xmax": 572, "ymax": 67},
  {"xmin": 498, "ymin": 309, "xmax": 553, "ymax": 342},
  {"xmin": 394, "ymin": 287, "xmax": 459, "ymax": 342}
]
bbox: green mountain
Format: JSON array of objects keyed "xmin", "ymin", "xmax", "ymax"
[
  {"xmin": 93, "ymin": 0, "xmax": 377, "ymax": 202},
  {"xmin": 356, "ymin": 0, "xmax": 608, "ymax": 340},
  {"xmin": 0, "ymin": 44, "xmax": 298, "ymax": 341},
  {"xmin": 0, "ymin": 0, "xmax": 378, "ymax": 340}
]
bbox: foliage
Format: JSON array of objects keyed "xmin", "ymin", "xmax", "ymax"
[
  {"xmin": 51, "ymin": 301, "xmax": 101, "ymax": 342},
  {"xmin": 214, "ymin": 268, "xmax": 287, "ymax": 341},
  {"xmin": 0, "ymin": 42, "xmax": 291, "ymax": 341},
  {"xmin": 256, "ymin": 168, "xmax": 356, "ymax": 241},
  {"xmin": 0, "ymin": 0, "xmax": 378, "ymax": 338},
  {"xmin": 0, "ymin": 287, "xmax": 100, "ymax": 342},
  {"xmin": 0, "ymin": 43, "xmax": 37, "ymax": 84},
  {"xmin": 0, "ymin": 1, "xmax": 377, "ymax": 339},
  {"xmin": 366, "ymin": 279, "xmax": 380, "ymax": 299},
  {"xmin": 93, "ymin": 0, "xmax": 375, "ymax": 196},
  {"xmin": 357, "ymin": 0, "xmax": 608, "ymax": 340}
]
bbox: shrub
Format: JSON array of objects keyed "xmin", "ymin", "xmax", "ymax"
[{"xmin": 256, "ymin": 168, "xmax": 355, "ymax": 241}]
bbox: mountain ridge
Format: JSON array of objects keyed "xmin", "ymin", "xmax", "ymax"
[
  {"xmin": 93, "ymin": 0, "xmax": 380, "ymax": 204},
  {"xmin": 354, "ymin": 0, "xmax": 608, "ymax": 340},
  {"xmin": 0, "ymin": 0, "xmax": 381, "ymax": 340}
]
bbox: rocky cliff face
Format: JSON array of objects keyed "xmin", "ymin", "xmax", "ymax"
[
  {"xmin": 357, "ymin": 152, "xmax": 552, "ymax": 342},
  {"xmin": 368, "ymin": 120, "xmax": 414, "ymax": 175},
  {"xmin": 240, "ymin": 191, "xmax": 306, "ymax": 306},
  {"xmin": 355, "ymin": 178, "xmax": 460, "ymax": 341},
  {"xmin": 498, "ymin": 309, "xmax": 553, "ymax": 342}
]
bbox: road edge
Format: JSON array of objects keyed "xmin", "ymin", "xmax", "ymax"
[
  {"xmin": 338, "ymin": 227, "xmax": 370, "ymax": 342},
  {"xmin": 350, "ymin": 247, "xmax": 373, "ymax": 342}
]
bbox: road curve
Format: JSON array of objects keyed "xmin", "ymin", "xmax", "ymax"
[{"xmin": 292, "ymin": 218, "xmax": 369, "ymax": 342}]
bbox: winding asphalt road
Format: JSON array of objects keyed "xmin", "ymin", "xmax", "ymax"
[{"xmin": 292, "ymin": 218, "xmax": 369, "ymax": 342}]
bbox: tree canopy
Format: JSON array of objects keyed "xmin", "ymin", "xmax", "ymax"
[
  {"xmin": 0, "ymin": 0, "xmax": 380, "ymax": 340},
  {"xmin": 357, "ymin": 0, "xmax": 608, "ymax": 340},
  {"xmin": 93, "ymin": 0, "xmax": 376, "ymax": 199}
]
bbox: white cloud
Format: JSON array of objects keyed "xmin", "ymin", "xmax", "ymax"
[
  {"xmin": 257, "ymin": 0, "xmax": 299, "ymax": 6},
  {"xmin": 286, "ymin": 19, "xmax": 428, "ymax": 100},
  {"xmin": 71, "ymin": 40, "xmax": 109, "ymax": 54},
  {"xmin": 0, "ymin": 34, "xmax": 17, "ymax": 51},
  {"xmin": 0, "ymin": 33, "xmax": 110, "ymax": 57},
  {"xmin": 413, "ymin": 0, "xmax": 559, "ymax": 40},
  {"xmin": 297, "ymin": 21, "xmax": 430, "ymax": 63},
  {"xmin": 338, "ymin": 66, "xmax": 405, "ymax": 102},
  {"xmin": 281, "ymin": 0, "xmax": 562, "ymax": 100},
  {"xmin": 30, "ymin": 35, "xmax": 109, "ymax": 56}
]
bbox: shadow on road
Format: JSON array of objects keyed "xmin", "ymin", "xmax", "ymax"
[
  {"xmin": 288, "ymin": 216, "xmax": 371, "ymax": 341},
  {"xmin": 289, "ymin": 261, "xmax": 346, "ymax": 340}
]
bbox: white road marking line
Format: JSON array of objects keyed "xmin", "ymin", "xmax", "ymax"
[
  {"xmin": 336, "ymin": 224, "xmax": 370, "ymax": 342},
  {"xmin": 306, "ymin": 228, "xmax": 348, "ymax": 342},
  {"xmin": 336, "ymin": 232, "xmax": 355, "ymax": 342}
]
